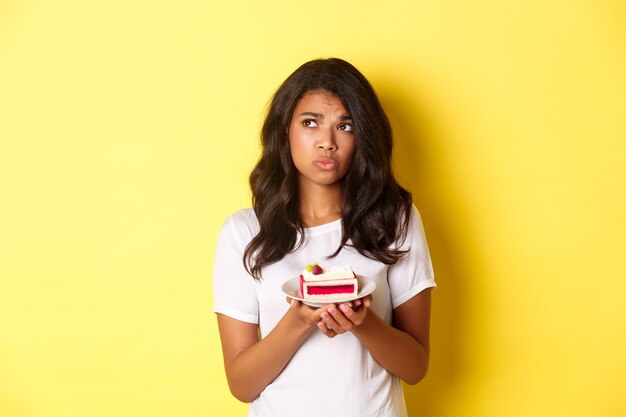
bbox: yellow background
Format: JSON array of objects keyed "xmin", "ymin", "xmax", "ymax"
[{"xmin": 1, "ymin": 1, "xmax": 625, "ymax": 416}]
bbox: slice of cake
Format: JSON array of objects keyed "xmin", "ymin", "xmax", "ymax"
[{"xmin": 299, "ymin": 263, "xmax": 358, "ymax": 300}]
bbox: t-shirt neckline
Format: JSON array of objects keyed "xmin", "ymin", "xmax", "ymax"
[{"xmin": 303, "ymin": 217, "xmax": 342, "ymax": 235}]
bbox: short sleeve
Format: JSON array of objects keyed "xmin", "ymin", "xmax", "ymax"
[
  {"xmin": 387, "ymin": 205, "xmax": 436, "ymax": 309},
  {"xmin": 212, "ymin": 211, "xmax": 259, "ymax": 324}
]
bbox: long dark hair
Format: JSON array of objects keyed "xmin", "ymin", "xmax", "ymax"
[{"xmin": 244, "ymin": 58, "xmax": 412, "ymax": 279}]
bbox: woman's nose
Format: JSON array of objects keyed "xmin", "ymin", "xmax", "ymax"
[{"xmin": 317, "ymin": 129, "xmax": 337, "ymax": 151}]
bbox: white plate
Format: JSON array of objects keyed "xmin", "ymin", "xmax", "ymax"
[{"xmin": 281, "ymin": 275, "xmax": 376, "ymax": 308}]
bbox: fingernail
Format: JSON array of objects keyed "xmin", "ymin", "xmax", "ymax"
[
  {"xmin": 328, "ymin": 308, "xmax": 336, "ymax": 314},
  {"xmin": 321, "ymin": 312, "xmax": 329, "ymax": 319},
  {"xmin": 340, "ymin": 304, "xmax": 348, "ymax": 312},
  {"xmin": 290, "ymin": 299, "xmax": 297, "ymax": 307}
]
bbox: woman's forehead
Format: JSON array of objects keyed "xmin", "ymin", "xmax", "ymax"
[{"xmin": 293, "ymin": 91, "xmax": 349, "ymax": 115}]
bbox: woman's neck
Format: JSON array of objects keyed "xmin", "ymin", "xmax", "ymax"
[{"xmin": 298, "ymin": 181, "xmax": 343, "ymax": 227}]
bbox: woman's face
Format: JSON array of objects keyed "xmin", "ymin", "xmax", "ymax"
[{"xmin": 288, "ymin": 91, "xmax": 357, "ymax": 190}]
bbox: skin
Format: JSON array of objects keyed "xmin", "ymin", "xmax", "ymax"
[
  {"xmin": 216, "ymin": 91, "xmax": 432, "ymax": 403},
  {"xmin": 288, "ymin": 90, "xmax": 357, "ymax": 226}
]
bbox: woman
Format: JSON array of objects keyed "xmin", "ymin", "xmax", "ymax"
[{"xmin": 213, "ymin": 58, "xmax": 435, "ymax": 417}]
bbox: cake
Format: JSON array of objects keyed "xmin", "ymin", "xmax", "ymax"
[{"xmin": 299, "ymin": 263, "xmax": 358, "ymax": 300}]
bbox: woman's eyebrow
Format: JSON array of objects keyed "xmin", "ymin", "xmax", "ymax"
[
  {"xmin": 299, "ymin": 111, "xmax": 324, "ymax": 118},
  {"xmin": 298, "ymin": 112, "xmax": 352, "ymax": 120}
]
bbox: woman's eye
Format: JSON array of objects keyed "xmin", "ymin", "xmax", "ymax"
[
  {"xmin": 303, "ymin": 119, "xmax": 318, "ymax": 127},
  {"xmin": 339, "ymin": 123, "xmax": 353, "ymax": 132}
]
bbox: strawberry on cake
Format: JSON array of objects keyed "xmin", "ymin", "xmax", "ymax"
[{"xmin": 299, "ymin": 263, "xmax": 358, "ymax": 300}]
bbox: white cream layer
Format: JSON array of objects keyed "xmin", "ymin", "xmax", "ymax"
[{"xmin": 301, "ymin": 265, "xmax": 354, "ymax": 282}]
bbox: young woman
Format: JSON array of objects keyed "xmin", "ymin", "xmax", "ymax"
[{"xmin": 213, "ymin": 58, "xmax": 435, "ymax": 417}]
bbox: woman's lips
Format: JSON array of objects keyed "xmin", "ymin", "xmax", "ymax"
[{"xmin": 314, "ymin": 158, "xmax": 337, "ymax": 170}]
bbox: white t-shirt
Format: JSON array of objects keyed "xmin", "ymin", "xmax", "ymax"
[{"xmin": 213, "ymin": 205, "xmax": 436, "ymax": 417}]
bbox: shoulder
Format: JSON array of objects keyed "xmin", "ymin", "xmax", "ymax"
[
  {"xmin": 393, "ymin": 203, "xmax": 427, "ymax": 250},
  {"xmin": 404, "ymin": 203, "xmax": 425, "ymax": 231},
  {"xmin": 225, "ymin": 208, "xmax": 258, "ymax": 228},
  {"xmin": 219, "ymin": 208, "xmax": 259, "ymax": 244},
  {"xmin": 408, "ymin": 204, "xmax": 423, "ymax": 227}
]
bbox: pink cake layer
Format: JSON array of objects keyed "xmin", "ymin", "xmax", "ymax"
[{"xmin": 306, "ymin": 284, "xmax": 356, "ymax": 295}]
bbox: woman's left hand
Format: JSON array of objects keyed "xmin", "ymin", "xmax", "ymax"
[{"xmin": 317, "ymin": 296, "xmax": 372, "ymax": 338}]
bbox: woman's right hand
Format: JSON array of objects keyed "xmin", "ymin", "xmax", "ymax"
[
  {"xmin": 285, "ymin": 297, "xmax": 364, "ymax": 337},
  {"xmin": 285, "ymin": 297, "xmax": 331, "ymax": 326},
  {"xmin": 317, "ymin": 296, "xmax": 371, "ymax": 338}
]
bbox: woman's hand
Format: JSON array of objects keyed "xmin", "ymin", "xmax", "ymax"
[
  {"xmin": 285, "ymin": 296, "xmax": 372, "ymax": 337},
  {"xmin": 317, "ymin": 296, "xmax": 371, "ymax": 338},
  {"xmin": 285, "ymin": 297, "xmax": 331, "ymax": 327}
]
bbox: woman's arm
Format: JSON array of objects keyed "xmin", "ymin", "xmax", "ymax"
[
  {"xmin": 319, "ymin": 289, "xmax": 432, "ymax": 385},
  {"xmin": 216, "ymin": 302, "xmax": 331, "ymax": 402}
]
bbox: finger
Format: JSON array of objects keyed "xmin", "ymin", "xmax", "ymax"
[
  {"xmin": 339, "ymin": 303, "xmax": 366, "ymax": 326},
  {"xmin": 362, "ymin": 295, "xmax": 372, "ymax": 308},
  {"xmin": 312, "ymin": 305, "xmax": 333, "ymax": 321},
  {"xmin": 326, "ymin": 306, "xmax": 354, "ymax": 331},
  {"xmin": 317, "ymin": 321, "xmax": 337, "ymax": 338},
  {"xmin": 321, "ymin": 310, "xmax": 345, "ymax": 334},
  {"xmin": 339, "ymin": 303, "xmax": 362, "ymax": 323},
  {"xmin": 339, "ymin": 303, "xmax": 355, "ymax": 316}
]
